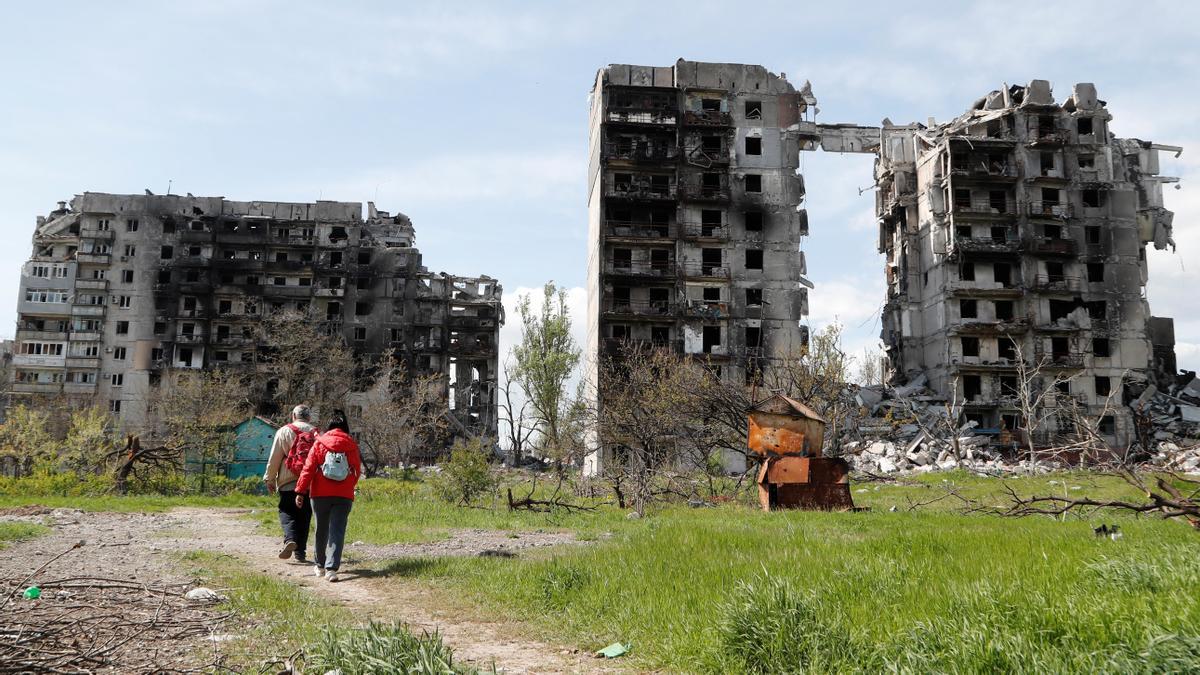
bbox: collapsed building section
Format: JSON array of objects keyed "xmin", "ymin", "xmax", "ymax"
[
  {"xmin": 869, "ymin": 81, "xmax": 1181, "ymax": 449},
  {"xmin": 13, "ymin": 193, "xmax": 502, "ymax": 446},
  {"xmin": 583, "ymin": 59, "xmax": 816, "ymax": 473}
]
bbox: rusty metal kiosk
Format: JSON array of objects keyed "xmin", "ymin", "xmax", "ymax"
[{"xmin": 748, "ymin": 394, "xmax": 854, "ymax": 511}]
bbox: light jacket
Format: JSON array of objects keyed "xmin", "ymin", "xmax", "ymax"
[
  {"xmin": 294, "ymin": 429, "xmax": 362, "ymax": 500},
  {"xmin": 263, "ymin": 421, "xmax": 314, "ymax": 492}
]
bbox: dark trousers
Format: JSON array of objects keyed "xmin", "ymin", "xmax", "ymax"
[
  {"xmin": 311, "ymin": 496, "xmax": 353, "ymax": 571},
  {"xmin": 278, "ymin": 489, "xmax": 311, "ymax": 556}
]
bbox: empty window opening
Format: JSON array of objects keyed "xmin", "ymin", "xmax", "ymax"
[
  {"xmin": 1046, "ymin": 261, "xmax": 1065, "ymax": 282},
  {"xmin": 701, "ymin": 248, "xmax": 722, "ymax": 275},
  {"xmin": 745, "ymin": 137, "xmax": 762, "ymax": 155},
  {"xmin": 744, "ymin": 174, "xmax": 762, "ymax": 192},
  {"xmin": 745, "ymin": 100, "xmax": 762, "ymax": 119},
  {"xmin": 357, "ymin": 250, "xmax": 372, "ymax": 265},
  {"xmin": 701, "ymin": 98, "xmax": 721, "ymax": 112},
  {"xmin": 990, "ymin": 226, "xmax": 1009, "ymax": 242},
  {"xmin": 613, "ymin": 248, "xmax": 632, "ymax": 269},
  {"xmin": 961, "ymin": 262, "xmax": 975, "ymax": 281},
  {"xmin": 613, "ymin": 286, "xmax": 630, "ymax": 308},
  {"xmin": 1095, "ymin": 376, "xmax": 1111, "ymax": 397},
  {"xmin": 995, "ymin": 300, "xmax": 1014, "ymax": 321},
  {"xmin": 956, "ymin": 225, "xmax": 972, "ymax": 239},
  {"xmin": 1093, "ymin": 338, "xmax": 1111, "ymax": 357},
  {"xmin": 701, "ymin": 136, "xmax": 722, "ymax": 153},
  {"xmin": 745, "ymin": 211, "xmax": 763, "ymax": 232},
  {"xmin": 1099, "ymin": 415, "xmax": 1115, "ymax": 436},
  {"xmin": 963, "ymin": 375, "xmax": 982, "ymax": 401},
  {"xmin": 161, "ymin": 245, "xmax": 174, "ymax": 259},
  {"xmin": 745, "ymin": 288, "xmax": 762, "ymax": 306},
  {"xmin": 998, "ymin": 338, "xmax": 1017, "ymax": 361},
  {"xmin": 1077, "ymin": 117, "xmax": 1094, "ymax": 135},
  {"xmin": 1086, "ymin": 225, "xmax": 1102, "ymax": 244},
  {"xmin": 1049, "ymin": 299, "xmax": 1075, "ymax": 321},
  {"xmin": 651, "ymin": 326, "xmax": 670, "ymax": 345},
  {"xmin": 960, "ymin": 299, "xmax": 978, "ymax": 319},
  {"xmin": 961, "ymin": 337, "xmax": 980, "ymax": 357},
  {"xmin": 954, "ymin": 189, "xmax": 971, "ymax": 208},
  {"xmin": 1087, "ymin": 263, "xmax": 1105, "ymax": 282},
  {"xmin": 353, "ymin": 327, "xmax": 367, "ymax": 341},
  {"xmin": 1051, "ymin": 336, "xmax": 1070, "ymax": 359},
  {"xmin": 702, "ymin": 325, "xmax": 721, "ymax": 353},
  {"xmin": 1000, "ymin": 376, "xmax": 1018, "ymax": 397},
  {"xmin": 1041, "ymin": 187, "xmax": 1060, "ymax": 205},
  {"xmin": 745, "ymin": 249, "xmax": 763, "ymax": 270},
  {"xmin": 611, "ymin": 324, "xmax": 629, "ymax": 340},
  {"xmin": 1040, "ymin": 152, "xmax": 1056, "ymax": 176},
  {"xmin": 703, "ymin": 287, "xmax": 721, "ymax": 303},
  {"xmin": 1086, "ymin": 301, "xmax": 1107, "ymax": 320},
  {"xmin": 993, "ymin": 263, "xmax": 1012, "ymax": 287},
  {"xmin": 1044, "ymin": 224, "xmax": 1062, "ymax": 239},
  {"xmin": 650, "ymin": 248, "xmax": 670, "ymax": 271},
  {"xmin": 989, "ymin": 190, "xmax": 1008, "ymax": 212},
  {"xmin": 1078, "ymin": 154, "xmax": 1096, "ymax": 169},
  {"xmin": 1082, "ymin": 189, "xmax": 1101, "ymax": 208}
]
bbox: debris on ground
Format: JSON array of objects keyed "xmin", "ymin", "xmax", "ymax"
[{"xmin": 595, "ymin": 642, "xmax": 630, "ymax": 659}]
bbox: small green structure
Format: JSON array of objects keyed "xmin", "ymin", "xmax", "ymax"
[{"xmin": 227, "ymin": 416, "xmax": 279, "ymax": 480}]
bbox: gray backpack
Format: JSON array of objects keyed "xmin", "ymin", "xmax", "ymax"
[{"xmin": 320, "ymin": 450, "xmax": 350, "ymax": 481}]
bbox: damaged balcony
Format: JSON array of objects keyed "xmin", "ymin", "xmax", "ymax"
[
  {"xmin": 604, "ymin": 220, "xmax": 675, "ymax": 241},
  {"xmin": 604, "ymin": 259, "xmax": 676, "ymax": 279},
  {"xmin": 605, "ymin": 88, "xmax": 678, "ymax": 126},
  {"xmin": 604, "ymin": 174, "xmax": 676, "ymax": 201},
  {"xmin": 602, "ymin": 298, "xmax": 676, "ymax": 318},
  {"xmin": 1032, "ymin": 274, "xmax": 1083, "ymax": 292},
  {"xmin": 678, "ymin": 174, "xmax": 731, "ymax": 202},
  {"xmin": 1023, "ymin": 237, "xmax": 1078, "ymax": 257}
]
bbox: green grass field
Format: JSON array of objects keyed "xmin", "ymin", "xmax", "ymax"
[
  {"xmin": 5, "ymin": 471, "xmax": 1200, "ymax": 672},
  {"xmin": 0, "ymin": 521, "xmax": 49, "ymax": 549}
]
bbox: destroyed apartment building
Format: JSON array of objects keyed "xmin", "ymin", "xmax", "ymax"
[
  {"xmin": 12, "ymin": 193, "xmax": 503, "ymax": 447},
  {"xmin": 583, "ymin": 59, "xmax": 816, "ymax": 474},
  {"xmin": 869, "ymin": 80, "xmax": 1182, "ymax": 450}
]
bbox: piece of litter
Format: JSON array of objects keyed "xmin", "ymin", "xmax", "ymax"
[
  {"xmin": 22, "ymin": 586, "xmax": 40, "ymax": 600},
  {"xmin": 185, "ymin": 587, "xmax": 224, "ymax": 602},
  {"xmin": 596, "ymin": 642, "xmax": 630, "ymax": 659}
]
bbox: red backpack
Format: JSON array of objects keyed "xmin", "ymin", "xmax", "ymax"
[{"xmin": 284, "ymin": 424, "xmax": 319, "ymax": 475}]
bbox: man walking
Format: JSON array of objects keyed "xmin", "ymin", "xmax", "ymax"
[{"xmin": 263, "ymin": 404, "xmax": 317, "ymax": 562}]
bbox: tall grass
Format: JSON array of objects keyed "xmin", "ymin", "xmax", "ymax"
[
  {"xmin": 0, "ymin": 521, "xmax": 48, "ymax": 549},
  {"xmin": 307, "ymin": 622, "xmax": 479, "ymax": 675}
]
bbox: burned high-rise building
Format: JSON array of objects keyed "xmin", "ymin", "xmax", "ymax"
[
  {"xmin": 584, "ymin": 60, "xmax": 816, "ymax": 473},
  {"xmin": 12, "ymin": 193, "xmax": 503, "ymax": 444},
  {"xmin": 872, "ymin": 81, "xmax": 1181, "ymax": 447}
]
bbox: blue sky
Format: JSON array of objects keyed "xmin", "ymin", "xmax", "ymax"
[{"xmin": 2, "ymin": 1, "xmax": 1197, "ymax": 374}]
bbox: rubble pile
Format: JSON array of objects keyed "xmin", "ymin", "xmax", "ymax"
[{"xmin": 829, "ymin": 371, "xmax": 1200, "ymax": 476}]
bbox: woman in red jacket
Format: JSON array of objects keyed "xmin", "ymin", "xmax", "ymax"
[{"xmin": 294, "ymin": 410, "xmax": 362, "ymax": 582}]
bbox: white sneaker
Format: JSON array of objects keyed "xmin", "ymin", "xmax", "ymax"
[
  {"xmin": 326, "ymin": 571, "xmax": 339, "ymax": 583},
  {"xmin": 313, "ymin": 564, "xmax": 325, "ymax": 578}
]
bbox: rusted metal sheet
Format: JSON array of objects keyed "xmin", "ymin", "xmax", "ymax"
[{"xmin": 748, "ymin": 394, "xmax": 853, "ymax": 512}]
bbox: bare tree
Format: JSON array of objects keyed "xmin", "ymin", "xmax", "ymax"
[
  {"xmin": 253, "ymin": 308, "xmax": 356, "ymax": 423},
  {"xmin": 762, "ymin": 322, "xmax": 853, "ymax": 450},
  {"xmin": 149, "ymin": 367, "xmax": 252, "ymax": 478},
  {"xmin": 1010, "ymin": 339, "xmax": 1082, "ymax": 460},
  {"xmin": 355, "ymin": 352, "xmax": 448, "ymax": 476},
  {"xmin": 498, "ymin": 356, "xmax": 536, "ymax": 465}
]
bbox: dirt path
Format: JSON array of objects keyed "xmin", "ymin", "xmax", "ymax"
[
  {"xmin": 1, "ymin": 506, "xmax": 620, "ymax": 674},
  {"xmin": 158, "ymin": 507, "xmax": 616, "ymax": 674}
]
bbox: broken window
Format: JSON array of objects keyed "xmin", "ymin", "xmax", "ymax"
[
  {"xmin": 1099, "ymin": 415, "xmax": 1115, "ymax": 436},
  {"xmin": 1093, "ymin": 338, "xmax": 1111, "ymax": 357},
  {"xmin": 961, "ymin": 263, "xmax": 975, "ymax": 281},
  {"xmin": 745, "ymin": 249, "xmax": 764, "ymax": 270},
  {"xmin": 1040, "ymin": 152, "xmax": 1056, "ymax": 176},
  {"xmin": 745, "ymin": 288, "xmax": 762, "ymax": 306},
  {"xmin": 650, "ymin": 248, "xmax": 670, "ymax": 271},
  {"xmin": 648, "ymin": 287, "xmax": 669, "ymax": 312},
  {"xmin": 353, "ymin": 327, "xmax": 366, "ymax": 341},
  {"xmin": 745, "ymin": 100, "xmax": 762, "ymax": 119},
  {"xmin": 956, "ymin": 225, "xmax": 972, "ymax": 240},
  {"xmin": 1086, "ymin": 301, "xmax": 1107, "ymax": 319},
  {"xmin": 214, "ymin": 351, "xmax": 228, "ymax": 362},
  {"xmin": 613, "ymin": 249, "xmax": 631, "ymax": 269},
  {"xmin": 613, "ymin": 286, "xmax": 630, "ymax": 309},
  {"xmin": 745, "ymin": 326, "xmax": 762, "ymax": 349},
  {"xmin": 1000, "ymin": 375, "xmax": 1018, "ymax": 397},
  {"xmin": 1046, "ymin": 261, "xmax": 1065, "ymax": 282},
  {"xmin": 701, "ymin": 98, "xmax": 721, "ymax": 112},
  {"xmin": 355, "ymin": 302, "xmax": 371, "ymax": 315},
  {"xmin": 954, "ymin": 189, "xmax": 971, "ymax": 208},
  {"xmin": 1087, "ymin": 263, "xmax": 1105, "ymax": 282},
  {"xmin": 961, "ymin": 337, "xmax": 980, "ymax": 357},
  {"xmin": 329, "ymin": 252, "xmax": 344, "ymax": 266},
  {"xmin": 1038, "ymin": 115, "xmax": 1056, "ymax": 135},
  {"xmin": 651, "ymin": 326, "xmax": 670, "ymax": 345},
  {"xmin": 989, "ymin": 190, "xmax": 1008, "ymax": 213},
  {"xmin": 1051, "ymin": 337, "xmax": 1070, "ymax": 359},
  {"xmin": 298, "ymin": 277, "xmax": 312, "ymax": 287},
  {"xmin": 1044, "ymin": 224, "xmax": 1062, "ymax": 239},
  {"xmin": 986, "ymin": 119, "xmax": 1003, "ymax": 138},
  {"xmin": 998, "ymin": 338, "xmax": 1017, "ymax": 361},
  {"xmin": 246, "ymin": 275, "xmax": 259, "ymax": 286},
  {"xmin": 995, "ymin": 300, "xmax": 1014, "ymax": 321},
  {"xmin": 1041, "ymin": 187, "xmax": 1060, "ymax": 205},
  {"xmin": 1077, "ymin": 117, "xmax": 1093, "ymax": 135},
  {"xmin": 611, "ymin": 324, "xmax": 629, "ymax": 340},
  {"xmin": 745, "ymin": 137, "xmax": 762, "ymax": 155},
  {"xmin": 1049, "ymin": 299, "xmax": 1074, "ymax": 321},
  {"xmin": 703, "ymin": 287, "xmax": 720, "ymax": 303},
  {"xmin": 178, "ymin": 347, "xmax": 193, "ymax": 364},
  {"xmin": 1082, "ymin": 189, "xmax": 1101, "ymax": 208},
  {"xmin": 702, "ymin": 325, "xmax": 721, "ymax": 353},
  {"xmin": 1095, "ymin": 376, "xmax": 1111, "ymax": 397},
  {"xmin": 157, "ymin": 270, "xmax": 171, "ymax": 284},
  {"xmin": 1086, "ymin": 225, "xmax": 1101, "ymax": 245},
  {"xmin": 744, "ymin": 174, "xmax": 762, "ymax": 193},
  {"xmin": 990, "ymin": 226, "xmax": 1008, "ymax": 242},
  {"xmin": 218, "ymin": 300, "xmax": 232, "ymax": 314},
  {"xmin": 960, "ymin": 299, "xmax": 978, "ymax": 319},
  {"xmin": 993, "ymin": 263, "xmax": 1011, "ymax": 287},
  {"xmin": 702, "ymin": 136, "xmax": 722, "ymax": 153},
  {"xmin": 702, "ymin": 209, "xmax": 722, "ymax": 236},
  {"xmin": 357, "ymin": 250, "xmax": 372, "ymax": 265},
  {"xmin": 1078, "ymin": 154, "xmax": 1096, "ymax": 169},
  {"xmin": 273, "ymin": 277, "xmax": 286, "ymax": 286},
  {"xmin": 745, "ymin": 211, "xmax": 763, "ymax": 232},
  {"xmin": 329, "ymin": 227, "xmax": 348, "ymax": 243},
  {"xmin": 701, "ymin": 248, "xmax": 722, "ymax": 275},
  {"xmin": 161, "ymin": 245, "xmax": 174, "ymax": 259},
  {"xmin": 154, "ymin": 321, "xmax": 166, "ymax": 335},
  {"xmin": 276, "ymin": 252, "xmax": 288, "ymax": 263},
  {"xmin": 963, "ymin": 375, "xmax": 982, "ymax": 401},
  {"xmin": 216, "ymin": 325, "xmax": 230, "ymax": 340}
]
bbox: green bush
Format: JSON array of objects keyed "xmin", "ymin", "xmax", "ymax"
[
  {"xmin": 0, "ymin": 470, "xmax": 264, "ymax": 498},
  {"xmin": 306, "ymin": 621, "xmax": 477, "ymax": 674},
  {"xmin": 430, "ymin": 439, "xmax": 496, "ymax": 505}
]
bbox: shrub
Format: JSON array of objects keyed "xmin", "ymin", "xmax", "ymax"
[
  {"xmin": 306, "ymin": 621, "xmax": 476, "ymax": 674},
  {"xmin": 430, "ymin": 439, "xmax": 495, "ymax": 505}
]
